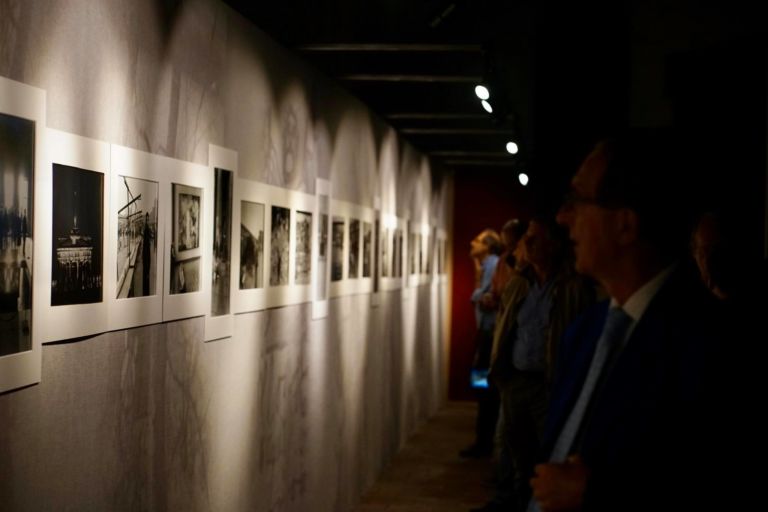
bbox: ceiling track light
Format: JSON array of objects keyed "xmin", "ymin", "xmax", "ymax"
[
  {"xmin": 506, "ymin": 141, "xmax": 519, "ymax": 154},
  {"xmin": 518, "ymin": 173, "xmax": 529, "ymax": 186},
  {"xmin": 474, "ymin": 84, "xmax": 490, "ymax": 100},
  {"xmin": 481, "ymin": 100, "xmax": 493, "ymax": 113}
]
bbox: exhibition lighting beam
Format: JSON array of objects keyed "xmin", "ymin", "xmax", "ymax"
[
  {"xmin": 506, "ymin": 141, "xmax": 519, "ymax": 154},
  {"xmin": 481, "ymin": 100, "xmax": 493, "ymax": 113},
  {"xmin": 475, "ymin": 84, "xmax": 490, "ymax": 100}
]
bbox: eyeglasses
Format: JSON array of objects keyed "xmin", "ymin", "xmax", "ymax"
[
  {"xmin": 561, "ymin": 190, "xmax": 621, "ymax": 211},
  {"xmin": 561, "ymin": 190, "xmax": 604, "ymax": 209}
]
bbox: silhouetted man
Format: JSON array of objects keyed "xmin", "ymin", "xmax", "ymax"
[{"xmin": 529, "ymin": 129, "xmax": 729, "ymax": 511}]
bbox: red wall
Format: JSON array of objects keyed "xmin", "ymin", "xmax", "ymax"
[{"xmin": 449, "ymin": 170, "xmax": 533, "ymax": 400}]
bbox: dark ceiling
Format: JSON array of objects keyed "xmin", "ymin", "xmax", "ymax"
[{"xmin": 224, "ymin": 0, "xmax": 766, "ymax": 220}]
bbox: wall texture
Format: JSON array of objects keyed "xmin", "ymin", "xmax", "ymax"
[{"xmin": 0, "ymin": 1, "xmax": 452, "ymax": 511}]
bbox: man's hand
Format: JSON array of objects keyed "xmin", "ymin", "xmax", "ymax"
[{"xmin": 530, "ymin": 455, "xmax": 588, "ymax": 512}]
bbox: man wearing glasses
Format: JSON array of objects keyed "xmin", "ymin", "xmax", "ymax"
[{"xmin": 527, "ymin": 129, "xmax": 729, "ymax": 511}]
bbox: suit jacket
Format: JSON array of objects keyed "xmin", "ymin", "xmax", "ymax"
[{"xmin": 541, "ymin": 264, "xmax": 730, "ymax": 511}]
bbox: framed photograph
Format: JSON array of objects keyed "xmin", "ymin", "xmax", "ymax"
[
  {"xmin": 370, "ymin": 198, "xmax": 382, "ymax": 308},
  {"xmin": 348, "ymin": 218, "xmax": 360, "ymax": 279},
  {"xmin": 362, "ymin": 221, "xmax": 372, "ymax": 278},
  {"xmin": 240, "ymin": 200, "xmax": 265, "ymax": 290},
  {"xmin": 115, "ymin": 176, "xmax": 159, "ymax": 299},
  {"xmin": 295, "ymin": 210, "xmax": 312, "ymax": 285},
  {"xmin": 204, "ymin": 145, "xmax": 237, "ymax": 342},
  {"xmin": 381, "ymin": 214, "xmax": 406, "ymax": 292},
  {"xmin": 172, "ymin": 183, "xmax": 202, "ymax": 274},
  {"xmin": 0, "ymin": 76, "xmax": 45, "ymax": 394},
  {"xmin": 161, "ymin": 154, "xmax": 211, "ymax": 322},
  {"xmin": 381, "ymin": 227, "xmax": 390, "ymax": 278},
  {"xmin": 312, "ymin": 178, "xmax": 331, "ymax": 320},
  {"xmin": 331, "ymin": 216, "xmax": 345, "ymax": 283},
  {"xmin": 39, "ymin": 130, "xmax": 109, "ymax": 344},
  {"xmin": 51, "ymin": 164, "xmax": 104, "ymax": 306},
  {"xmin": 107, "ymin": 145, "xmax": 166, "ymax": 331},
  {"xmin": 269, "ymin": 206, "xmax": 291, "ymax": 287}
]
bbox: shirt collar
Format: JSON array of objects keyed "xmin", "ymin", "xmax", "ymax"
[{"xmin": 609, "ymin": 263, "xmax": 676, "ymax": 324}]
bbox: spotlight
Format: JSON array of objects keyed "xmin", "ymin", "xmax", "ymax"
[
  {"xmin": 518, "ymin": 173, "xmax": 529, "ymax": 186},
  {"xmin": 481, "ymin": 100, "xmax": 493, "ymax": 113},
  {"xmin": 475, "ymin": 85, "xmax": 490, "ymax": 100},
  {"xmin": 506, "ymin": 141, "xmax": 519, "ymax": 155}
]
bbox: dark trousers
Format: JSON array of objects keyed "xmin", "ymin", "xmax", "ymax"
[{"xmin": 472, "ymin": 329, "xmax": 499, "ymax": 450}]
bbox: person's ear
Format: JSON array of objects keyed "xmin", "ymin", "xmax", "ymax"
[{"xmin": 615, "ymin": 208, "xmax": 640, "ymax": 245}]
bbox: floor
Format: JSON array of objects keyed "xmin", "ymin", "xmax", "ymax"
[{"xmin": 355, "ymin": 401, "xmax": 494, "ymax": 512}]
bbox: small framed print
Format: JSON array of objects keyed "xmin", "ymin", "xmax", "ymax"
[
  {"xmin": 312, "ymin": 178, "xmax": 331, "ymax": 319},
  {"xmin": 39, "ymin": 129, "xmax": 109, "ymax": 344},
  {"xmin": 0, "ymin": 76, "xmax": 45, "ymax": 394},
  {"xmin": 162, "ymin": 155, "xmax": 211, "ymax": 322},
  {"xmin": 204, "ymin": 144, "xmax": 237, "ymax": 342},
  {"xmin": 107, "ymin": 145, "xmax": 166, "ymax": 331}
]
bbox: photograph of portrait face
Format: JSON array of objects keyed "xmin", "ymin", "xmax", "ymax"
[
  {"xmin": 170, "ymin": 183, "xmax": 202, "ymax": 294},
  {"xmin": 295, "ymin": 210, "xmax": 312, "ymax": 285},
  {"xmin": 270, "ymin": 206, "xmax": 290, "ymax": 286},
  {"xmin": 316, "ymin": 211, "xmax": 329, "ymax": 299},
  {"xmin": 116, "ymin": 176, "xmax": 158, "ymax": 299},
  {"xmin": 240, "ymin": 201, "xmax": 264, "ymax": 289},
  {"xmin": 348, "ymin": 219, "xmax": 360, "ymax": 279},
  {"xmin": 0, "ymin": 112, "xmax": 34, "ymax": 357},
  {"xmin": 51, "ymin": 164, "xmax": 103, "ymax": 306},
  {"xmin": 331, "ymin": 216, "xmax": 344, "ymax": 282},
  {"xmin": 362, "ymin": 221, "xmax": 372, "ymax": 278},
  {"xmin": 211, "ymin": 168, "xmax": 233, "ymax": 315}
]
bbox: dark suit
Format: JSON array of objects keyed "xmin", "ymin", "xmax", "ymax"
[{"xmin": 540, "ymin": 265, "xmax": 732, "ymax": 511}]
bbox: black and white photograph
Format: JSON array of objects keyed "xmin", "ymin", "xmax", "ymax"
[
  {"xmin": 240, "ymin": 201, "xmax": 264, "ymax": 289},
  {"xmin": 439, "ymin": 239, "xmax": 446, "ymax": 274},
  {"xmin": 270, "ymin": 206, "xmax": 290, "ymax": 286},
  {"xmin": 348, "ymin": 218, "xmax": 360, "ymax": 279},
  {"xmin": 417, "ymin": 233, "xmax": 423, "ymax": 275},
  {"xmin": 381, "ymin": 228, "xmax": 389, "ymax": 277},
  {"xmin": 331, "ymin": 216, "xmax": 344, "ymax": 281},
  {"xmin": 373, "ymin": 220, "xmax": 380, "ymax": 292},
  {"xmin": 170, "ymin": 183, "xmax": 202, "ymax": 294},
  {"xmin": 316, "ymin": 210, "xmax": 328, "ymax": 298},
  {"xmin": 51, "ymin": 164, "xmax": 103, "ymax": 306},
  {"xmin": 116, "ymin": 176, "xmax": 158, "ymax": 299},
  {"xmin": 409, "ymin": 232, "xmax": 417, "ymax": 275},
  {"xmin": 211, "ymin": 168, "xmax": 233, "ymax": 315},
  {"xmin": 295, "ymin": 210, "xmax": 312, "ymax": 285},
  {"xmin": 395, "ymin": 229, "xmax": 404, "ymax": 278},
  {"xmin": 362, "ymin": 221, "xmax": 372, "ymax": 278},
  {"xmin": 0, "ymin": 112, "xmax": 33, "ymax": 357},
  {"xmin": 392, "ymin": 229, "xmax": 400, "ymax": 278}
]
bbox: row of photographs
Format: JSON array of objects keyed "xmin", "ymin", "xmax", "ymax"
[{"xmin": 0, "ymin": 76, "xmax": 449, "ymax": 393}]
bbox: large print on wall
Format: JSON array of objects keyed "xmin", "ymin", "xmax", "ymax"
[
  {"xmin": 51, "ymin": 164, "xmax": 103, "ymax": 305},
  {"xmin": 0, "ymin": 112, "xmax": 33, "ymax": 357},
  {"xmin": 211, "ymin": 168, "xmax": 233, "ymax": 316},
  {"xmin": 170, "ymin": 183, "xmax": 202, "ymax": 294},
  {"xmin": 240, "ymin": 200, "xmax": 264, "ymax": 289},
  {"xmin": 116, "ymin": 176, "xmax": 158, "ymax": 298},
  {"xmin": 295, "ymin": 210, "xmax": 312, "ymax": 285},
  {"xmin": 270, "ymin": 206, "xmax": 290, "ymax": 286}
]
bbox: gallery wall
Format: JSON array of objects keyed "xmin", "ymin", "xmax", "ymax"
[{"xmin": 0, "ymin": 1, "xmax": 453, "ymax": 511}]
